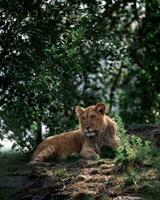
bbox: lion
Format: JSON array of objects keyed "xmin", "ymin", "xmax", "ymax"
[{"xmin": 31, "ymin": 102, "xmax": 120, "ymax": 163}]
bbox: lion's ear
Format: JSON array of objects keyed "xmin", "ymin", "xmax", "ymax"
[
  {"xmin": 76, "ymin": 106, "xmax": 84, "ymax": 117},
  {"xmin": 95, "ymin": 102, "xmax": 107, "ymax": 115}
]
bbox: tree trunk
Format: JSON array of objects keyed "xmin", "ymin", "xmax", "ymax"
[{"xmin": 36, "ymin": 122, "xmax": 42, "ymax": 145}]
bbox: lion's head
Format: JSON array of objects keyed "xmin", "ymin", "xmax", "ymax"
[{"xmin": 76, "ymin": 102, "xmax": 109, "ymax": 137}]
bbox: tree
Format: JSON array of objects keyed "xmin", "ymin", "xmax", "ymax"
[
  {"xmin": 119, "ymin": 0, "xmax": 160, "ymax": 123},
  {"xmin": 0, "ymin": 0, "xmax": 160, "ymax": 152}
]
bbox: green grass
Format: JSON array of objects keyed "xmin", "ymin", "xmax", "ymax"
[
  {"xmin": 0, "ymin": 150, "xmax": 29, "ymax": 176},
  {"xmin": 0, "ymin": 188, "xmax": 16, "ymax": 200},
  {"xmin": 113, "ymin": 116, "xmax": 160, "ymax": 199},
  {"xmin": 54, "ymin": 168, "xmax": 67, "ymax": 177},
  {"xmin": 139, "ymin": 182, "xmax": 160, "ymax": 200},
  {"xmin": 0, "ymin": 151, "xmax": 28, "ymax": 200}
]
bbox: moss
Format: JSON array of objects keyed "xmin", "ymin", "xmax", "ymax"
[
  {"xmin": 54, "ymin": 168, "xmax": 67, "ymax": 177},
  {"xmin": 140, "ymin": 182, "xmax": 160, "ymax": 200},
  {"xmin": 0, "ymin": 188, "xmax": 17, "ymax": 200}
]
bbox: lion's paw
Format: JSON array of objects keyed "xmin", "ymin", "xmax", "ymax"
[{"xmin": 88, "ymin": 153, "xmax": 100, "ymax": 160}]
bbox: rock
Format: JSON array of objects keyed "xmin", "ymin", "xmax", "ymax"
[
  {"xmin": 72, "ymin": 191, "xmax": 96, "ymax": 200},
  {"xmin": 100, "ymin": 163, "xmax": 115, "ymax": 169},
  {"xmin": 90, "ymin": 168, "xmax": 100, "ymax": 175},
  {"xmin": 102, "ymin": 168, "xmax": 113, "ymax": 175},
  {"xmin": 113, "ymin": 196, "xmax": 143, "ymax": 200},
  {"xmin": 77, "ymin": 174, "xmax": 87, "ymax": 181}
]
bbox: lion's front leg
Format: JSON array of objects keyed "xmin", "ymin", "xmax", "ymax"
[
  {"xmin": 80, "ymin": 150, "xmax": 100, "ymax": 160},
  {"xmin": 80, "ymin": 141, "xmax": 100, "ymax": 160}
]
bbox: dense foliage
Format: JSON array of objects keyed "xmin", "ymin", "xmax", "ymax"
[{"xmin": 0, "ymin": 0, "xmax": 160, "ymax": 151}]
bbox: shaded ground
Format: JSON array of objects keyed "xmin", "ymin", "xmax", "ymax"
[{"xmin": 0, "ymin": 157, "xmax": 160, "ymax": 200}]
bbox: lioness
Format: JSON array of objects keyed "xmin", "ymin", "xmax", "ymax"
[{"xmin": 31, "ymin": 103, "xmax": 120, "ymax": 163}]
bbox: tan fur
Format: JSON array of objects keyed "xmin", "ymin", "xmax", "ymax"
[
  {"xmin": 32, "ymin": 130, "xmax": 84, "ymax": 162},
  {"xmin": 76, "ymin": 103, "xmax": 120, "ymax": 158},
  {"xmin": 31, "ymin": 102, "xmax": 120, "ymax": 163}
]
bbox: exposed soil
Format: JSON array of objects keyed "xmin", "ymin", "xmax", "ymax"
[{"xmin": 1, "ymin": 158, "xmax": 159, "ymax": 200}]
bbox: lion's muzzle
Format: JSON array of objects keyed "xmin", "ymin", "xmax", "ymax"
[{"xmin": 85, "ymin": 129, "xmax": 98, "ymax": 138}]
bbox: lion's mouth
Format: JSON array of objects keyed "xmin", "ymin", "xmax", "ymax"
[
  {"xmin": 85, "ymin": 129, "xmax": 99, "ymax": 137},
  {"xmin": 85, "ymin": 132, "xmax": 96, "ymax": 137}
]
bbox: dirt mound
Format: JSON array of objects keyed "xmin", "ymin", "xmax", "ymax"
[{"xmin": 10, "ymin": 159, "xmax": 147, "ymax": 200}]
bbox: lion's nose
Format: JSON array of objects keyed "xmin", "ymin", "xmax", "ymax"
[{"xmin": 85, "ymin": 126, "xmax": 90, "ymax": 131}]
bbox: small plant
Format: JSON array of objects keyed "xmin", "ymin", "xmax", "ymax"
[
  {"xmin": 114, "ymin": 116, "xmax": 152, "ymax": 166},
  {"xmin": 54, "ymin": 168, "xmax": 67, "ymax": 177},
  {"xmin": 125, "ymin": 167, "xmax": 139, "ymax": 186}
]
